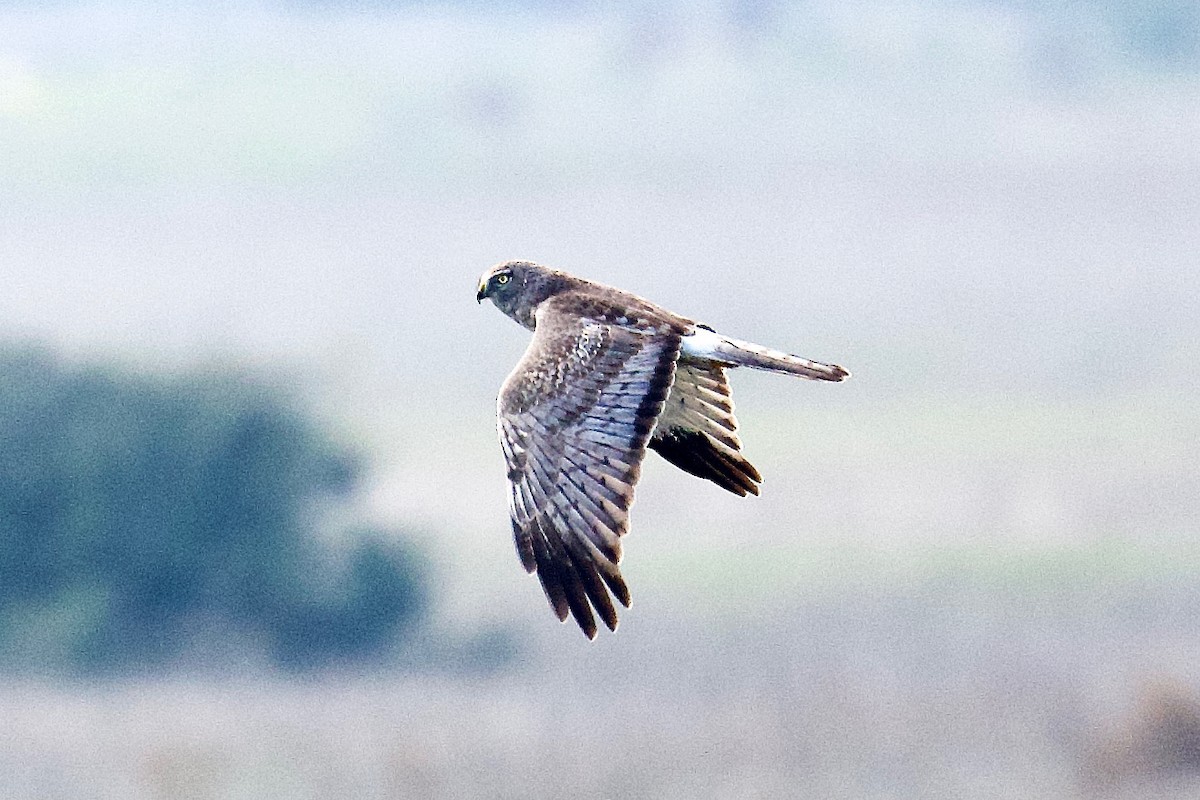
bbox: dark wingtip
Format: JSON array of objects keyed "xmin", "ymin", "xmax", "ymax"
[
  {"xmin": 602, "ymin": 571, "xmax": 631, "ymax": 608},
  {"xmin": 576, "ymin": 615, "xmax": 598, "ymax": 640},
  {"xmin": 649, "ymin": 430, "xmax": 762, "ymax": 497}
]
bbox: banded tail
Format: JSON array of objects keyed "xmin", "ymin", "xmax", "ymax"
[{"xmin": 680, "ymin": 326, "xmax": 849, "ymax": 382}]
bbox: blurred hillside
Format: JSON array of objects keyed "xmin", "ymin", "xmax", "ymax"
[{"xmin": 0, "ymin": 346, "xmax": 429, "ymax": 673}]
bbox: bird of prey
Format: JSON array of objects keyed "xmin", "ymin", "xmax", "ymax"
[{"xmin": 476, "ymin": 260, "xmax": 848, "ymax": 639}]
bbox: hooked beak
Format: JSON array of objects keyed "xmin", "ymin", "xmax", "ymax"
[{"xmin": 476, "ymin": 279, "xmax": 488, "ymax": 304}]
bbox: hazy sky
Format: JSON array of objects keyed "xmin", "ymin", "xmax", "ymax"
[{"xmin": 1, "ymin": 1, "xmax": 1196, "ymax": 405}]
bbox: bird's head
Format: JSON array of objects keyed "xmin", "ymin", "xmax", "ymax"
[{"xmin": 476, "ymin": 260, "xmax": 563, "ymax": 329}]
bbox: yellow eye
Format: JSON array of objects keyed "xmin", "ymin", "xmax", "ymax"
[{"xmin": 496, "ymin": 274, "xmax": 511, "ymax": 285}]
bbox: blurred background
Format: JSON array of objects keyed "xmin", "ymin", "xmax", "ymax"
[{"xmin": 2, "ymin": 1, "xmax": 1199, "ymax": 797}]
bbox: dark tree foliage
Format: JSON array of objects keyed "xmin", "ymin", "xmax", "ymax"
[
  {"xmin": 268, "ymin": 532, "xmax": 428, "ymax": 669},
  {"xmin": 0, "ymin": 346, "xmax": 428, "ymax": 672}
]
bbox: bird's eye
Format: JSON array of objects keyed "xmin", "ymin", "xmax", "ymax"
[{"xmin": 496, "ymin": 274, "xmax": 511, "ymax": 285}]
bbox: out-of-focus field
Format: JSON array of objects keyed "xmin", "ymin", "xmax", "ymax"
[
  {"xmin": 5, "ymin": 584, "xmax": 1200, "ymax": 800},
  {"xmin": 4, "ymin": 396, "xmax": 1198, "ymax": 799},
  {"xmin": 367, "ymin": 394, "xmax": 1200, "ymax": 624}
]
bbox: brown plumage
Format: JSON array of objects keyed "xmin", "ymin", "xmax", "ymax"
[{"xmin": 477, "ymin": 260, "xmax": 848, "ymax": 639}]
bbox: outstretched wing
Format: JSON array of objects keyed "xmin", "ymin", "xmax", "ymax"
[
  {"xmin": 497, "ymin": 297, "xmax": 680, "ymax": 639},
  {"xmin": 648, "ymin": 362, "xmax": 762, "ymax": 496}
]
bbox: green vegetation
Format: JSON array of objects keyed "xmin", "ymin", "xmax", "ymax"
[{"xmin": 0, "ymin": 346, "xmax": 428, "ymax": 672}]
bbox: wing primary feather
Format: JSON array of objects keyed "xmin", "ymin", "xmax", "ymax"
[
  {"xmin": 649, "ymin": 429, "xmax": 762, "ymax": 496},
  {"xmin": 600, "ymin": 566, "xmax": 631, "ymax": 608},
  {"xmin": 576, "ymin": 506, "xmax": 623, "ymax": 564},
  {"xmin": 561, "ymin": 534, "xmax": 619, "ymax": 632},
  {"xmin": 556, "ymin": 480, "xmax": 623, "ymax": 563},
  {"xmin": 512, "ymin": 519, "xmax": 536, "ymax": 573},
  {"xmin": 542, "ymin": 504, "xmax": 599, "ymax": 639},
  {"xmin": 556, "ymin": 552, "xmax": 599, "ymax": 639},
  {"xmin": 559, "ymin": 456, "xmax": 628, "ymax": 527},
  {"xmin": 557, "ymin": 503, "xmax": 630, "ymax": 604},
  {"xmin": 531, "ymin": 522, "xmax": 570, "ymax": 622},
  {"xmin": 536, "ymin": 566, "xmax": 570, "ymax": 622}
]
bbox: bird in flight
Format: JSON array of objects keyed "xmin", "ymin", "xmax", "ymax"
[{"xmin": 476, "ymin": 260, "xmax": 848, "ymax": 638}]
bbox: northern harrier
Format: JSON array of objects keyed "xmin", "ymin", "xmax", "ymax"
[{"xmin": 476, "ymin": 260, "xmax": 848, "ymax": 638}]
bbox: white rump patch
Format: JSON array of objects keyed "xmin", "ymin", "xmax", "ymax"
[{"xmin": 680, "ymin": 326, "xmax": 726, "ymax": 360}]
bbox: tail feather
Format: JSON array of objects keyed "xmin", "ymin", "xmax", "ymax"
[{"xmin": 682, "ymin": 328, "xmax": 849, "ymax": 382}]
